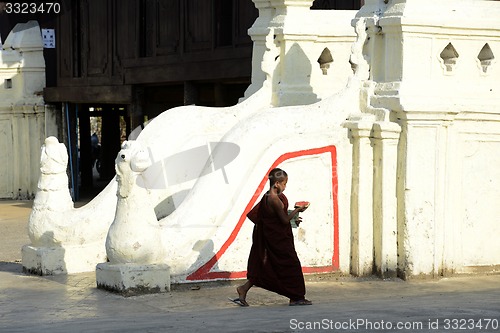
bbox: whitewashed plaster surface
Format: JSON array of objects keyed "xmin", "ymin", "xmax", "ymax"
[
  {"xmin": 242, "ymin": 1, "xmax": 357, "ymax": 106},
  {"xmin": 359, "ymin": 0, "xmax": 500, "ymax": 277},
  {"xmin": 0, "ymin": 21, "xmax": 57, "ymax": 199}
]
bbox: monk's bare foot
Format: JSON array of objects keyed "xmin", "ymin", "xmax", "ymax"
[{"xmin": 236, "ymin": 286, "xmax": 247, "ymax": 302}]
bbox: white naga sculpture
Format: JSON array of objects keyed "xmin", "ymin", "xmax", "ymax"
[
  {"xmin": 27, "ymin": 136, "xmax": 73, "ymax": 246},
  {"xmin": 105, "ymin": 141, "xmax": 166, "ymax": 265},
  {"xmin": 96, "ymin": 141, "xmax": 169, "ymax": 294},
  {"xmin": 23, "ymin": 136, "xmax": 115, "ymax": 274}
]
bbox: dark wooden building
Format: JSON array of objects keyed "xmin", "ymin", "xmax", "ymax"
[
  {"xmin": 43, "ymin": 0, "xmax": 262, "ymax": 195},
  {"xmin": 17, "ymin": 0, "xmax": 362, "ymax": 197},
  {"xmin": 45, "ymin": 0, "xmax": 259, "ymax": 110}
]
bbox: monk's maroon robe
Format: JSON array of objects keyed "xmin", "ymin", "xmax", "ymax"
[{"xmin": 246, "ymin": 192, "xmax": 305, "ymax": 301}]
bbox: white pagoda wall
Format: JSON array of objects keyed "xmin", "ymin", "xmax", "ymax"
[{"xmin": 0, "ymin": 21, "xmax": 57, "ymax": 199}]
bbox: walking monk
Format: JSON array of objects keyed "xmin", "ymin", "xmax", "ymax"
[{"xmin": 231, "ymin": 168, "xmax": 312, "ymax": 306}]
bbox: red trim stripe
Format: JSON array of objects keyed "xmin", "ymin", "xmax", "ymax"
[{"xmin": 187, "ymin": 145, "xmax": 339, "ymax": 281}]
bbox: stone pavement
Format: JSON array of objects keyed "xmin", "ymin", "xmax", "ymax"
[{"xmin": 1, "ymin": 200, "xmax": 499, "ymax": 333}]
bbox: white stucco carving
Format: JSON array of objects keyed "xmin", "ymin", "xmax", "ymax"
[
  {"xmin": 105, "ymin": 141, "xmax": 166, "ymax": 265},
  {"xmin": 28, "ymin": 136, "xmax": 73, "ymax": 246},
  {"xmin": 23, "ymin": 136, "xmax": 115, "ymax": 274},
  {"xmin": 353, "ymin": 0, "xmax": 500, "ymax": 278},
  {"xmin": 241, "ymin": 1, "xmax": 357, "ymax": 105},
  {"xmin": 0, "ymin": 21, "xmax": 57, "ymax": 199},
  {"xmin": 26, "ymin": 136, "xmax": 116, "ymax": 248}
]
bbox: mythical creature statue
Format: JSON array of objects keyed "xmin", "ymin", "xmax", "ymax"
[{"xmin": 105, "ymin": 140, "xmax": 166, "ymax": 265}]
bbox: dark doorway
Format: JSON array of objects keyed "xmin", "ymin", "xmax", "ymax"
[{"xmin": 67, "ymin": 104, "xmax": 129, "ymax": 201}]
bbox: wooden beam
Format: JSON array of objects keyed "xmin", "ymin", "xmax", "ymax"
[
  {"xmin": 44, "ymin": 85, "xmax": 133, "ymax": 104},
  {"xmin": 124, "ymin": 58, "xmax": 252, "ymax": 85}
]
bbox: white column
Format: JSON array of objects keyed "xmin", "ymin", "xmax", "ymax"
[
  {"xmin": 371, "ymin": 121, "xmax": 401, "ymax": 278},
  {"xmin": 395, "ymin": 112, "xmax": 456, "ymax": 279},
  {"xmin": 241, "ymin": 0, "xmax": 275, "ymax": 101},
  {"xmin": 270, "ymin": 0, "xmax": 318, "ymax": 107},
  {"xmin": 345, "ymin": 121, "xmax": 374, "ymax": 276}
]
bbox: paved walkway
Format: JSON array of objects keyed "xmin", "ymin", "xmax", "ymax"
[{"xmin": 1, "ymin": 200, "xmax": 499, "ymax": 333}]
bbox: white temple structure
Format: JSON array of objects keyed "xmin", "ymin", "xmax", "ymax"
[
  {"xmin": 21, "ymin": 0, "xmax": 500, "ymax": 294},
  {"xmin": 0, "ymin": 21, "xmax": 57, "ymax": 199}
]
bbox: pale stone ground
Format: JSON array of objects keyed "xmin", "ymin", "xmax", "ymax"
[{"xmin": 1, "ymin": 200, "xmax": 499, "ymax": 333}]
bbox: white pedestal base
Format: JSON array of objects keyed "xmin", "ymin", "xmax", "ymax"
[
  {"xmin": 22, "ymin": 245, "xmax": 66, "ymax": 275},
  {"xmin": 96, "ymin": 262, "xmax": 171, "ymax": 296},
  {"xmin": 22, "ymin": 244, "xmax": 106, "ymax": 275}
]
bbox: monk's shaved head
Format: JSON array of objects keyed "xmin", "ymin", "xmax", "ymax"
[{"xmin": 269, "ymin": 168, "xmax": 288, "ymax": 186}]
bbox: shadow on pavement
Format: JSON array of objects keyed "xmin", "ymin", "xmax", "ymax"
[{"xmin": 0, "ymin": 261, "xmax": 23, "ymax": 273}]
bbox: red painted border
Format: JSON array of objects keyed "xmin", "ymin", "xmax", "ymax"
[{"xmin": 187, "ymin": 145, "xmax": 339, "ymax": 281}]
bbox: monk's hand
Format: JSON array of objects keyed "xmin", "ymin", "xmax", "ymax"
[{"xmin": 296, "ymin": 217, "xmax": 303, "ymax": 226}]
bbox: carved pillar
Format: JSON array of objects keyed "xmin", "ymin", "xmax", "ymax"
[
  {"xmin": 271, "ymin": 0, "xmax": 318, "ymax": 107},
  {"xmin": 241, "ymin": 0, "xmax": 274, "ymax": 101},
  {"xmin": 345, "ymin": 121, "xmax": 374, "ymax": 276},
  {"xmin": 395, "ymin": 112, "xmax": 458, "ymax": 279},
  {"xmin": 371, "ymin": 121, "xmax": 401, "ymax": 278}
]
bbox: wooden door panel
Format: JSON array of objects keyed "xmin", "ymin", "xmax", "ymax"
[
  {"xmin": 86, "ymin": 0, "xmax": 110, "ymax": 76},
  {"xmin": 185, "ymin": 0, "xmax": 212, "ymax": 51},
  {"xmin": 157, "ymin": 0, "xmax": 181, "ymax": 55}
]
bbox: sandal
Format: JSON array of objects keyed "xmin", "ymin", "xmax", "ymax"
[
  {"xmin": 228, "ymin": 297, "xmax": 250, "ymax": 307},
  {"xmin": 289, "ymin": 299, "xmax": 312, "ymax": 306}
]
